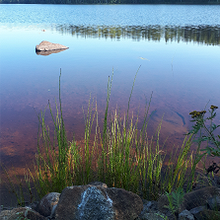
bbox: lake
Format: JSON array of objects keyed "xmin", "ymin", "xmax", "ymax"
[{"xmin": 0, "ymin": 4, "xmax": 220, "ymax": 205}]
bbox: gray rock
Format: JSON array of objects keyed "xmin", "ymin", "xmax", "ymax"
[
  {"xmin": 190, "ymin": 206, "xmax": 206, "ymax": 214},
  {"xmin": 38, "ymin": 192, "xmax": 60, "ymax": 217},
  {"xmin": 179, "ymin": 209, "xmax": 195, "ymax": 220},
  {"xmin": 35, "ymin": 41, "xmax": 69, "ymax": 52},
  {"xmin": 207, "ymin": 196, "xmax": 220, "ymax": 211},
  {"xmin": 76, "ymin": 186, "xmax": 114, "ymax": 220},
  {"xmin": 142, "ymin": 200, "xmax": 158, "ymax": 213},
  {"xmin": 189, "ymin": 205, "xmax": 206, "ymax": 219}
]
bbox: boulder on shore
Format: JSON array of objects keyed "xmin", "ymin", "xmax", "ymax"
[
  {"xmin": 35, "ymin": 41, "xmax": 69, "ymax": 53},
  {"xmin": 55, "ymin": 182, "xmax": 143, "ymax": 220}
]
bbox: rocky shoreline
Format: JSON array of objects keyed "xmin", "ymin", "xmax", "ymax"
[{"xmin": 1, "ymin": 181, "xmax": 220, "ymax": 220}]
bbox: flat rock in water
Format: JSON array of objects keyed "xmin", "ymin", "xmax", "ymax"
[{"xmin": 35, "ymin": 41, "xmax": 69, "ymax": 52}]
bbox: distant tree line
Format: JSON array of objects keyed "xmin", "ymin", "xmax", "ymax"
[
  {"xmin": 54, "ymin": 24, "xmax": 220, "ymax": 45},
  {"xmin": 0, "ymin": 0, "xmax": 219, "ymax": 4}
]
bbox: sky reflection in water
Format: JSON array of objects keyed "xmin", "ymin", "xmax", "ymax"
[{"xmin": 0, "ymin": 5, "xmax": 220, "ymax": 186}]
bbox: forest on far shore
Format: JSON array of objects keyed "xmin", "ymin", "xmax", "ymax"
[{"xmin": 1, "ymin": 0, "xmax": 220, "ymax": 4}]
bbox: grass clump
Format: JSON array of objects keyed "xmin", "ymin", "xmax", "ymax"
[{"xmin": 3, "ymin": 68, "xmax": 205, "ymax": 205}]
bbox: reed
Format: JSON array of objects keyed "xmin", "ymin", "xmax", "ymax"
[{"xmin": 3, "ymin": 68, "xmax": 204, "ymax": 205}]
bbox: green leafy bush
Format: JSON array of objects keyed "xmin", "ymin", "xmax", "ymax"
[{"xmin": 188, "ymin": 105, "xmax": 220, "ymax": 157}]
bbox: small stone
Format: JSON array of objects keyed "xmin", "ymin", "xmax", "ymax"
[
  {"xmin": 207, "ymin": 196, "xmax": 220, "ymax": 210},
  {"xmin": 179, "ymin": 209, "xmax": 195, "ymax": 220},
  {"xmin": 142, "ymin": 200, "xmax": 158, "ymax": 213},
  {"xmin": 38, "ymin": 192, "xmax": 60, "ymax": 217},
  {"xmin": 189, "ymin": 206, "xmax": 206, "ymax": 215}
]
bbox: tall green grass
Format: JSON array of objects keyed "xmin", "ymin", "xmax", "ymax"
[{"xmin": 3, "ymin": 68, "xmax": 204, "ymax": 204}]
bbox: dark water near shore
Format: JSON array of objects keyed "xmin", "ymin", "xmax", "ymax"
[{"xmin": 0, "ymin": 4, "xmax": 220, "ymax": 206}]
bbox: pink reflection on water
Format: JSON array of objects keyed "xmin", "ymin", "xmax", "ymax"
[{"xmin": 1, "ymin": 28, "xmax": 220, "ymax": 207}]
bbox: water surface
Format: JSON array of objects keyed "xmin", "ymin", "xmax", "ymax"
[{"xmin": 0, "ymin": 4, "xmax": 220, "ymax": 205}]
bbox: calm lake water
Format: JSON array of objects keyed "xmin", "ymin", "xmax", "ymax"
[{"xmin": 0, "ymin": 4, "xmax": 220, "ymax": 204}]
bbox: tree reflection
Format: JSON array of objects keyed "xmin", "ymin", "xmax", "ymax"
[{"xmin": 54, "ymin": 24, "xmax": 220, "ymax": 45}]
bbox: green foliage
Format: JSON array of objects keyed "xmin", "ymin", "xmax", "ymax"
[
  {"xmin": 187, "ymin": 105, "xmax": 220, "ymax": 157},
  {"xmin": 164, "ymin": 187, "xmax": 185, "ymax": 216}
]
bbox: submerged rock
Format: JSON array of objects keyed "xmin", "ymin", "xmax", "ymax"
[{"xmin": 35, "ymin": 41, "xmax": 69, "ymax": 54}]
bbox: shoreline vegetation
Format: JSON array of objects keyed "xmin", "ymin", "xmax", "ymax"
[
  {"xmin": 1, "ymin": 68, "xmax": 219, "ymax": 212},
  {"xmin": 0, "ymin": 0, "xmax": 220, "ymax": 4}
]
